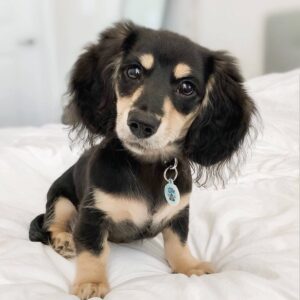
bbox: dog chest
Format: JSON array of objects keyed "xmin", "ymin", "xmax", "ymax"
[
  {"xmin": 93, "ymin": 189, "xmax": 189, "ymax": 230},
  {"xmin": 93, "ymin": 189, "xmax": 149, "ymax": 226}
]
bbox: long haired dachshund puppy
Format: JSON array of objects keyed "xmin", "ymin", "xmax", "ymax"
[{"xmin": 29, "ymin": 22, "xmax": 256, "ymax": 299}]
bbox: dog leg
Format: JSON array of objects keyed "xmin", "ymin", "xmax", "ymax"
[
  {"xmin": 46, "ymin": 197, "xmax": 77, "ymax": 259},
  {"xmin": 163, "ymin": 206, "xmax": 215, "ymax": 276},
  {"xmin": 71, "ymin": 208, "xmax": 110, "ymax": 300}
]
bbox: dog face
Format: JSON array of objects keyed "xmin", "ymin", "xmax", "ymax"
[
  {"xmin": 114, "ymin": 29, "xmax": 212, "ymax": 160},
  {"xmin": 67, "ymin": 22, "xmax": 256, "ymax": 180}
]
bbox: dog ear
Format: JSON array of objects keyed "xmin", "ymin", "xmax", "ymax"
[
  {"xmin": 184, "ymin": 51, "xmax": 256, "ymax": 175},
  {"xmin": 64, "ymin": 21, "xmax": 137, "ymax": 143}
]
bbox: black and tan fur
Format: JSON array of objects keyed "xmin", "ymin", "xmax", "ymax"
[{"xmin": 29, "ymin": 21, "xmax": 256, "ymax": 299}]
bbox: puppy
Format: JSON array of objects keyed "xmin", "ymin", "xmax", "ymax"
[{"xmin": 29, "ymin": 21, "xmax": 256, "ymax": 299}]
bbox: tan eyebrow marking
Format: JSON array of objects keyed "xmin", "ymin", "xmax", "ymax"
[
  {"xmin": 139, "ymin": 54, "xmax": 154, "ymax": 70},
  {"xmin": 173, "ymin": 63, "xmax": 191, "ymax": 79}
]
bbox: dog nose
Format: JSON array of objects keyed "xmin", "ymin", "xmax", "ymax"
[{"xmin": 127, "ymin": 111, "xmax": 160, "ymax": 138}]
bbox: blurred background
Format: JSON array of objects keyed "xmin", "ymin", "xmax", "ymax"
[{"xmin": 0, "ymin": 0, "xmax": 299, "ymax": 126}]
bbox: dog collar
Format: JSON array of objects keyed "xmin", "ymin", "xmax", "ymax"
[{"xmin": 163, "ymin": 158, "xmax": 180, "ymax": 206}]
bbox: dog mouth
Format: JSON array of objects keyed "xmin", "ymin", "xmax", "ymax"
[
  {"xmin": 126, "ymin": 141, "xmax": 145, "ymax": 150},
  {"xmin": 122, "ymin": 137, "xmax": 167, "ymax": 153},
  {"xmin": 120, "ymin": 135, "xmax": 181, "ymax": 160},
  {"xmin": 124, "ymin": 140, "xmax": 158, "ymax": 151},
  {"xmin": 122, "ymin": 137, "xmax": 179, "ymax": 153}
]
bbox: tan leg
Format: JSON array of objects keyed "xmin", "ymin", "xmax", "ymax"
[
  {"xmin": 71, "ymin": 238, "xmax": 110, "ymax": 300},
  {"xmin": 163, "ymin": 228, "xmax": 215, "ymax": 276},
  {"xmin": 47, "ymin": 197, "xmax": 77, "ymax": 259}
]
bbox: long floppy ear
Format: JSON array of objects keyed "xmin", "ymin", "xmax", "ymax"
[
  {"xmin": 64, "ymin": 21, "xmax": 137, "ymax": 143},
  {"xmin": 184, "ymin": 51, "xmax": 256, "ymax": 183}
]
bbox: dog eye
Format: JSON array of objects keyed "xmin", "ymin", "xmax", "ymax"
[
  {"xmin": 177, "ymin": 81, "xmax": 195, "ymax": 96},
  {"xmin": 126, "ymin": 66, "xmax": 142, "ymax": 80}
]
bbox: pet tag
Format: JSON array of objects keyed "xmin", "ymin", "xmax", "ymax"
[{"xmin": 164, "ymin": 179, "xmax": 180, "ymax": 206}]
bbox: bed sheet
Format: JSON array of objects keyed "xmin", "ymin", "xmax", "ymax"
[{"xmin": 0, "ymin": 70, "xmax": 299, "ymax": 300}]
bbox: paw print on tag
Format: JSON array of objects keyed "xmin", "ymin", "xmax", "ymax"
[
  {"xmin": 164, "ymin": 180, "xmax": 180, "ymax": 206},
  {"xmin": 167, "ymin": 187, "xmax": 176, "ymax": 202}
]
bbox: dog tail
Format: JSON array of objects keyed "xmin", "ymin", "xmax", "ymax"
[{"xmin": 29, "ymin": 214, "xmax": 50, "ymax": 245}]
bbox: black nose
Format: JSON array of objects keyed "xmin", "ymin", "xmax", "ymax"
[{"xmin": 127, "ymin": 110, "xmax": 160, "ymax": 139}]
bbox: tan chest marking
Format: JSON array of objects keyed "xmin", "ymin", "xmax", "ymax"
[
  {"xmin": 152, "ymin": 194, "xmax": 190, "ymax": 226},
  {"xmin": 94, "ymin": 190, "xmax": 189, "ymax": 228},
  {"xmin": 94, "ymin": 189, "xmax": 149, "ymax": 226}
]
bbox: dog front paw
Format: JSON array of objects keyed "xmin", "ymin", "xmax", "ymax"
[
  {"xmin": 174, "ymin": 261, "xmax": 215, "ymax": 276},
  {"xmin": 71, "ymin": 281, "xmax": 110, "ymax": 300},
  {"xmin": 51, "ymin": 232, "xmax": 76, "ymax": 259}
]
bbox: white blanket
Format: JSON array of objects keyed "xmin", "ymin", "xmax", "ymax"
[{"xmin": 0, "ymin": 70, "xmax": 299, "ymax": 300}]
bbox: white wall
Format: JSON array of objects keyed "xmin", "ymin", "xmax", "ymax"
[
  {"xmin": 164, "ymin": 0, "xmax": 300, "ymax": 78},
  {"xmin": 0, "ymin": 0, "xmax": 61, "ymax": 126}
]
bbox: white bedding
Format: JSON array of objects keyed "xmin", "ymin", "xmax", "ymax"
[{"xmin": 0, "ymin": 70, "xmax": 299, "ymax": 300}]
